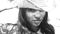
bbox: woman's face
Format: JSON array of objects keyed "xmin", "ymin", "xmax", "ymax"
[{"xmin": 26, "ymin": 9, "xmax": 45, "ymax": 26}]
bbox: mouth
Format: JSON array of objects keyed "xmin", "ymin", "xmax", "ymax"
[
  {"xmin": 31, "ymin": 20, "xmax": 42, "ymax": 26},
  {"xmin": 32, "ymin": 19, "xmax": 42, "ymax": 23},
  {"xmin": 32, "ymin": 20, "xmax": 41, "ymax": 23},
  {"xmin": 32, "ymin": 20, "xmax": 41, "ymax": 26},
  {"xmin": 32, "ymin": 20, "xmax": 41, "ymax": 21}
]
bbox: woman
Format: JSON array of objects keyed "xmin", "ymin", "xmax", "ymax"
[{"xmin": 18, "ymin": 8, "xmax": 55, "ymax": 34}]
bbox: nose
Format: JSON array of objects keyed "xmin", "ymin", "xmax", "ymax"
[{"xmin": 34, "ymin": 15, "xmax": 40, "ymax": 19}]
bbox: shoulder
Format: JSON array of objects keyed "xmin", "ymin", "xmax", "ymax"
[
  {"xmin": 46, "ymin": 24, "xmax": 55, "ymax": 34},
  {"xmin": 49, "ymin": 24, "xmax": 55, "ymax": 31}
]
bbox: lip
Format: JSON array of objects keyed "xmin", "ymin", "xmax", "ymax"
[
  {"xmin": 32, "ymin": 20, "xmax": 42, "ymax": 23},
  {"xmin": 32, "ymin": 20, "xmax": 41, "ymax": 25},
  {"xmin": 32, "ymin": 20, "xmax": 41, "ymax": 23},
  {"xmin": 32, "ymin": 20, "xmax": 41, "ymax": 21}
]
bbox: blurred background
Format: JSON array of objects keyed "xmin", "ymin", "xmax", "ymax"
[{"xmin": 0, "ymin": 0, "xmax": 60, "ymax": 34}]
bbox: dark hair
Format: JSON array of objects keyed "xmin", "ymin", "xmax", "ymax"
[{"xmin": 19, "ymin": 8, "xmax": 55, "ymax": 34}]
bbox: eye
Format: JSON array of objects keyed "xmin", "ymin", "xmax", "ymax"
[
  {"xmin": 39, "ymin": 9, "xmax": 45, "ymax": 12},
  {"xmin": 27, "ymin": 9, "xmax": 37, "ymax": 13}
]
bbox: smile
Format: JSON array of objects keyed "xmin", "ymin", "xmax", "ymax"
[
  {"xmin": 32, "ymin": 20, "xmax": 41, "ymax": 23},
  {"xmin": 32, "ymin": 20, "xmax": 41, "ymax": 21}
]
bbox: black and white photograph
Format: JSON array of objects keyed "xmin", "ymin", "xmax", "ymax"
[{"xmin": 0, "ymin": 0, "xmax": 60, "ymax": 34}]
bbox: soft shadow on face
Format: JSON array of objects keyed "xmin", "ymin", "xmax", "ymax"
[{"xmin": 26, "ymin": 9, "xmax": 45, "ymax": 26}]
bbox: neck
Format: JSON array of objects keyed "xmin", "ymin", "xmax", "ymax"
[
  {"xmin": 21, "ymin": 25, "xmax": 42, "ymax": 34},
  {"xmin": 30, "ymin": 25, "xmax": 40, "ymax": 32}
]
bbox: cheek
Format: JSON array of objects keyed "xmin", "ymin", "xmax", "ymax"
[
  {"xmin": 26, "ymin": 13, "xmax": 34, "ymax": 20},
  {"xmin": 40, "ymin": 12, "xmax": 45, "ymax": 17},
  {"xmin": 27, "ymin": 13, "xmax": 33, "ymax": 17}
]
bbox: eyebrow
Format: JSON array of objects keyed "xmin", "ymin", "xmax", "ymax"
[{"xmin": 27, "ymin": 9, "xmax": 45, "ymax": 12}]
